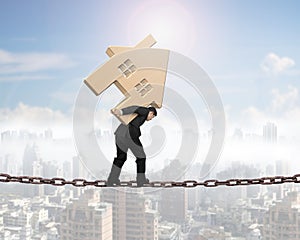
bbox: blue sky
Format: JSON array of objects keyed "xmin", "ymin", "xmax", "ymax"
[{"xmin": 0, "ymin": 0, "xmax": 300, "ymax": 132}]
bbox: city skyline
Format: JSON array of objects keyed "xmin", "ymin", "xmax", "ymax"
[
  {"xmin": 1, "ymin": 119, "xmax": 300, "ymax": 177},
  {"xmin": 1, "ymin": 155, "xmax": 299, "ymax": 239}
]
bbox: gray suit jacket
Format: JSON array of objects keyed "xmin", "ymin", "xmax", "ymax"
[{"xmin": 114, "ymin": 106, "xmax": 150, "ymax": 139}]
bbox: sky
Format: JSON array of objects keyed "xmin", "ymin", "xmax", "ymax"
[{"xmin": 0, "ymin": 0, "xmax": 300, "ymax": 137}]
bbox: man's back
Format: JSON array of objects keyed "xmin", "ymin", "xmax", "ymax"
[{"xmin": 114, "ymin": 106, "xmax": 150, "ymax": 139}]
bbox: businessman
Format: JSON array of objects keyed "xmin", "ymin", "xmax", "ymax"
[{"xmin": 107, "ymin": 105, "xmax": 157, "ymax": 187}]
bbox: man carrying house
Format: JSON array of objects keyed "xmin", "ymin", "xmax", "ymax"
[{"xmin": 107, "ymin": 105, "xmax": 157, "ymax": 187}]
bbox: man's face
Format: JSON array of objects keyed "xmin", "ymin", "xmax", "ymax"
[{"xmin": 146, "ymin": 111, "xmax": 155, "ymax": 121}]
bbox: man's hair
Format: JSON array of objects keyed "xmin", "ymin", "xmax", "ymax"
[{"xmin": 148, "ymin": 106, "xmax": 157, "ymax": 116}]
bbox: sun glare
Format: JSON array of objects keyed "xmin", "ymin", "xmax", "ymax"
[{"xmin": 127, "ymin": 0, "xmax": 197, "ymax": 54}]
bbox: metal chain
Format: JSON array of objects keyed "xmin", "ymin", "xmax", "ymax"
[{"xmin": 1, "ymin": 173, "xmax": 300, "ymax": 188}]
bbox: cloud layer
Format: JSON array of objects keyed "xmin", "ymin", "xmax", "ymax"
[
  {"xmin": 0, "ymin": 49, "xmax": 75, "ymax": 82},
  {"xmin": 261, "ymin": 52, "xmax": 295, "ymax": 75},
  {"xmin": 0, "ymin": 102, "xmax": 72, "ymax": 137},
  {"xmin": 235, "ymin": 85, "xmax": 300, "ymax": 138}
]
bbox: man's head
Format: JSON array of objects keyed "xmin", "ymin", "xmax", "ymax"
[{"xmin": 146, "ymin": 106, "xmax": 157, "ymax": 121}]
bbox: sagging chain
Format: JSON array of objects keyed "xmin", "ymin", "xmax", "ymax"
[{"xmin": 1, "ymin": 173, "xmax": 300, "ymax": 188}]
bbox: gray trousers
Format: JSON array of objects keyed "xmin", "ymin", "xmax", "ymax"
[{"xmin": 113, "ymin": 134, "xmax": 146, "ymax": 173}]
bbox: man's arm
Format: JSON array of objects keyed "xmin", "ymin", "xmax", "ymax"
[{"xmin": 120, "ymin": 105, "xmax": 149, "ymax": 116}]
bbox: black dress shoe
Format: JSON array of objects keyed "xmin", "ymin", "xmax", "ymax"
[
  {"xmin": 106, "ymin": 178, "xmax": 121, "ymax": 187},
  {"xmin": 136, "ymin": 174, "xmax": 150, "ymax": 187}
]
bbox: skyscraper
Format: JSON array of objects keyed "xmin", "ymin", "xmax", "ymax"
[
  {"xmin": 160, "ymin": 188, "xmax": 187, "ymax": 225},
  {"xmin": 101, "ymin": 188, "xmax": 159, "ymax": 240},
  {"xmin": 72, "ymin": 156, "xmax": 87, "ymax": 178},
  {"xmin": 263, "ymin": 191, "xmax": 300, "ymax": 239},
  {"xmin": 60, "ymin": 189, "xmax": 112, "ymax": 240},
  {"xmin": 160, "ymin": 159, "xmax": 188, "ymax": 225},
  {"xmin": 101, "ymin": 188, "xmax": 126, "ymax": 239},
  {"xmin": 44, "ymin": 129, "xmax": 53, "ymax": 140},
  {"xmin": 22, "ymin": 144, "xmax": 40, "ymax": 175},
  {"xmin": 263, "ymin": 122, "xmax": 277, "ymax": 143},
  {"xmin": 22, "ymin": 144, "xmax": 44, "ymax": 197}
]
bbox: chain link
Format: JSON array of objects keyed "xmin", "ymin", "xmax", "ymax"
[{"xmin": 1, "ymin": 173, "xmax": 300, "ymax": 188}]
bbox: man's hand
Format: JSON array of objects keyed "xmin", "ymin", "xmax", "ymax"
[{"xmin": 111, "ymin": 108, "xmax": 122, "ymax": 116}]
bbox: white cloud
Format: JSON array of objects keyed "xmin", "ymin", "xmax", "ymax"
[
  {"xmin": 239, "ymin": 106, "xmax": 268, "ymax": 132},
  {"xmin": 261, "ymin": 52, "xmax": 295, "ymax": 75},
  {"xmin": 0, "ymin": 103, "xmax": 72, "ymax": 136},
  {"xmin": 239, "ymin": 105, "xmax": 300, "ymax": 140},
  {"xmin": 271, "ymin": 85, "xmax": 299, "ymax": 112},
  {"xmin": 2, "ymin": 84, "xmax": 300, "ymax": 144},
  {"xmin": 0, "ymin": 75, "xmax": 53, "ymax": 82},
  {"xmin": 236, "ymin": 85, "xmax": 300, "ymax": 137},
  {"xmin": 0, "ymin": 49, "xmax": 75, "ymax": 81}
]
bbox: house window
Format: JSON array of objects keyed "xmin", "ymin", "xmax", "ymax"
[
  {"xmin": 118, "ymin": 59, "xmax": 137, "ymax": 78},
  {"xmin": 134, "ymin": 79, "xmax": 153, "ymax": 97}
]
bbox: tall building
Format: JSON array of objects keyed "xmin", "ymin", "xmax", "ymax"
[
  {"xmin": 273, "ymin": 160, "xmax": 291, "ymax": 200},
  {"xmin": 160, "ymin": 188, "xmax": 187, "ymax": 225},
  {"xmin": 60, "ymin": 189, "xmax": 112, "ymax": 240},
  {"xmin": 72, "ymin": 156, "xmax": 87, "ymax": 178},
  {"xmin": 101, "ymin": 188, "xmax": 159, "ymax": 240},
  {"xmin": 44, "ymin": 129, "xmax": 53, "ymax": 140},
  {"xmin": 3, "ymin": 154, "xmax": 17, "ymax": 174},
  {"xmin": 160, "ymin": 159, "xmax": 188, "ymax": 225},
  {"xmin": 42, "ymin": 161, "xmax": 57, "ymax": 178},
  {"xmin": 101, "ymin": 188, "xmax": 126, "ymax": 239},
  {"xmin": 263, "ymin": 122, "xmax": 277, "ymax": 143},
  {"xmin": 1, "ymin": 130, "xmax": 11, "ymax": 142},
  {"xmin": 63, "ymin": 161, "xmax": 72, "ymax": 179},
  {"xmin": 22, "ymin": 144, "xmax": 44, "ymax": 197},
  {"xmin": 263, "ymin": 191, "xmax": 300, "ymax": 239},
  {"xmin": 276, "ymin": 160, "xmax": 290, "ymax": 175},
  {"xmin": 125, "ymin": 189, "xmax": 158, "ymax": 240},
  {"xmin": 22, "ymin": 144, "xmax": 40, "ymax": 175},
  {"xmin": 3, "ymin": 210, "xmax": 33, "ymax": 240},
  {"xmin": 233, "ymin": 128, "xmax": 243, "ymax": 141},
  {"xmin": 41, "ymin": 161, "xmax": 57, "ymax": 195}
]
